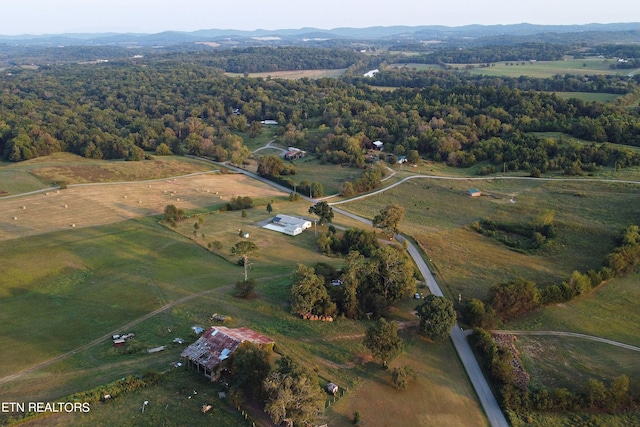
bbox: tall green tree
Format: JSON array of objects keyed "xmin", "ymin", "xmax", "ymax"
[
  {"xmin": 290, "ymin": 264, "xmax": 335, "ymax": 316},
  {"xmin": 231, "ymin": 341, "xmax": 271, "ymax": 399},
  {"xmin": 263, "ymin": 356, "xmax": 325, "ymax": 427},
  {"xmin": 372, "ymin": 204, "xmax": 406, "ymax": 237},
  {"xmin": 489, "ymin": 278, "xmax": 540, "ymax": 321},
  {"xmin": 231, "ymin": 241, "xmax": 258, "ymax": 281},
  {"xmin": 308, "ymin": 201, "xmax": 334, "ymax": 225},
  {"xmin": 363, "ymin": 318, "xmax": 403, "ymax": 366},
  {"xmin": 415, "ymin": 295, "xmax": 456, "ymax": 342},
  {"xmin": 369, "ymin": 245, "xmax": 415, "ymax": 304}
]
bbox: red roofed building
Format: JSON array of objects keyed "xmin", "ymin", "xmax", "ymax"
[{"xmin": 181, "ymin": 326, "xmax": 274, "ymax": 381}]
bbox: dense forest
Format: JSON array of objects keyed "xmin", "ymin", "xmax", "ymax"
[{"xmin": 2, "ymin": 47, "xmax": 640, "ymax": 178}]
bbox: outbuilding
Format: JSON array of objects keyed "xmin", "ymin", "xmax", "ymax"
[
  {"xmin": 181, "ymin": 327, "xmax": 274, "ymax": 381},
  {"xmin": 263, "ymin": 214, "xmax": 312, "ymax": 236},
  {"xmin": 467, "ymin": 188, "xmax": 482, "ymax": 197}
]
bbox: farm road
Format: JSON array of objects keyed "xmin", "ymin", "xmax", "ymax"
[
  {"xmin": 0, "ymin": 290, "xmax": 215, "ymax": 385},
  {"xmin": 0, "ymin": 269, "xmax": 291, "ymax": 385},
  {"xmin": 493, "ymin": 330, "xmax": 640, "ymax": 352},
  {"xmin": 329, "ymin": 173, "xmax": 640, "ymax": 205}
]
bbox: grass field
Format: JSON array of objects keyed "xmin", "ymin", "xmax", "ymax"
[
  {"xmin": 326, "ymin": 333, "xmax": 488, "ymax": 427},
  {"xmin": 551, "ymin": 91, "xmax": 621, "ymax": 103},
  {"xmin": 0, "ymin": 172, "xmax": 283, "ymax": 241},
  {"xmin": 245, "ymin": 152, "xmax": 367, "ymax": 196},
  {"xmin": 0, "ymin": 153, "xmax": 216, "ymax": 196},
  {"xmin": 225, "ymin": 69, "xmax": 347, "ymax": 80},
  {"xmin": 339, "ymin": 177, "xmax": 640, "ymax": 300},
  {"xmin": 389, "ymin": 57, "xmax": 640, "ymax": 79},
  {"xmin": 0, "ymin": 170, "xmax": 486, "ymax": 425},
  {"xmin": 455, "ymin": 57, "xmax": 640, "ymax": 78}
]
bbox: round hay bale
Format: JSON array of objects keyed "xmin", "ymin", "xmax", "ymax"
[
  {"xmin": 56, "ymin": 190, "xmax": 59, "ymax": 194},
  {"xmin": 206, "ymin": 190, "xmax": 210, "ymax": 193},
  {"xmin": 45, "ymin": 192, "xmax": 49, "ymax": 196},
  {"xmin": 13, "ymin": 216, "xmax": 18, "ymax": 220},
  {"xmin": 176, "ymin": 198, "xmax": 180, "ymax": 201},
  {"xmin": 148, "ymin": 185, "xmax": 151, "ymax": 188},
  {"xmin": 22, "ymin": 206, "xmax": 26, "ymax": 210},
  {"xmin": 123, "ymin": 195, "xmax": 127, "ymax": 199},
  {"xmin": 64, "ymin": 204, "xmax": 68, "ymax": 208},
  {"xmin": 138, "ymin": 200, "xmax": 142, "ymax": 204},
  {"xmin": 71, "ymin": 224, "xmax": 76, "ymax": 228}
]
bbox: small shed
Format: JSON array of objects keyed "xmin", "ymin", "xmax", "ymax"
[
  {"xmin": 372, "ymin": 140, "xmax": 384, "ymax": 151},
  {"xmin": 467, "ymin": 188, "xmax": 482, "ymax": 197},
  {"xmin": 327, "ymin": 382, "xmax": 339, "ymax": 395}
]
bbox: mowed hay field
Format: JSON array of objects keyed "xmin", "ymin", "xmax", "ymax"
[
  {"xmin": 326, "ymin": 334, "xmax": 488, "ymax": 427},
  {"xmin": 0, "ymin": 173, "xmax": 284, "ymax": 241},
  {"xmin": 340, "ymin": 177, "xmax": 640, "ymax": 300}
]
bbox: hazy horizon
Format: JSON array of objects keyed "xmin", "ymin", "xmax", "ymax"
[{"xmin": 3, "ymin": 0, "xmax": 640, "ymax": 36}]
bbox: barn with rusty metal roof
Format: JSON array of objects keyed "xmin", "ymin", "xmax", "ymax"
[{"xmin": 180, "ymin": 326, "xmax": 274, "ymax": 381}]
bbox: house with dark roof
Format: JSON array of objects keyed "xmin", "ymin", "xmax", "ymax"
[{"xmin": 181, "ymin": 326, "xmax": 274, "ymax": 381}]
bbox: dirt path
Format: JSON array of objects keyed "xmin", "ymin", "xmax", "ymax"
[
  {"xmin": 493, "ymin": 330, "xmax": 640, "ymax": 352},
  {"xmin": 0, "ymin": 270, "xmax": 292, "ymax": 385}
]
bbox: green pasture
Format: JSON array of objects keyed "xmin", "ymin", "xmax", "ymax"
[
  {"xmin": 510, "ymin": 273, "xmax": 640, "ymax": 348},
  {"xmin": 226, "ymin": 68, "xmax": 347, "ymax": 80},
  {"xmin": 451, "ymin": 56, "xmax": 640, "ymax": 78},
  {"xmin": 0, "ymin": 198, "xmax": 486, "ymax": 426},
  {"xmin": 287, "ymin": 156, "xmax": 366, "ymax": 196},
  {"xmin": 17, "ymin": 370, "xmax": 248, "ymax": 427},
  {"xmin": 515, "ymin": 335, "xmax": 640, "ymax": 390},
  {"xmin": 0, "ymin": 169, "xmax": 49, "ymax": 195},
  {"xmin": 339, "ymin": 178, "xmax": 640, "ymax": 300},
  {"xmin": 236, "ymin": 127, "xmax": 276, "ymax": 152},
  {"xmin": 551, "ymin": 91, "xmax": 621, "ymax": 103}
]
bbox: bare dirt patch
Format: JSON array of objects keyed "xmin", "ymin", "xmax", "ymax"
[
  {"xmin": 29, "ymin": 158, "xmax": 213, "ymax": 185},
  {"xmin": 0, "ymin": 174, "xmax": 284, "ymax": 241}
]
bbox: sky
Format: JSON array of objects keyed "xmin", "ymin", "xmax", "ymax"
[{"xmin": 3, "ymin": 0, "xmax": 640, "ymax": 36}]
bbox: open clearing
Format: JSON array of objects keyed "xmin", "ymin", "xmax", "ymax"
[
  {"xmin": 226, "ymin": 68, "xmax": 347, "ymax": 79},
  {"xmin": 0, "ymin": 173, "xmax": 283, "ymax": 241},
  {"xmin": 340, "ymin": 177, "xmax": 640, "ymax": 300},
  {"xmin": 0, "ymin": 153, "xmax": 216, "ymax": 195},
  {"xmin": 388, "ymin": 57, "xmax": 640, "ymax": 79}
]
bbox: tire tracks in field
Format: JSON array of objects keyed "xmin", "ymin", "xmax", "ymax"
[
  {"xmin": 0, "ymin": 273, "xmax": 290, "ymax": 385},
  {"xmin": 492, "ymin": 330, "xmax": 640, "ymax": 352}
]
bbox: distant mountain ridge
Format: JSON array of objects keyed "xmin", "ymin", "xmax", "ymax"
[{"xmin": 2, "ymin": 23, "xmax": 640, "ymax": 46}]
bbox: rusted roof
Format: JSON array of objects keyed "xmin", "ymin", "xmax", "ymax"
[{"xmin": 181, "ymin": 327, "xmax": 273, "ymax": 370}]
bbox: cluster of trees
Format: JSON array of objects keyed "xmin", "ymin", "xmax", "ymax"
[
  {"xmin": 318, "ymin": 227, "xmax": 379, "ymax": 257},
  {"xmin": 470, "ymin": 210, "xmax": 556, "ymax": 253},
  {"xmin": 223, "ymin": 196, "xmax": 254, "ymax": 211},
  {"xmin": 290, "ymin": 243, "xmax": 415, "ymax": 319},
  {"xmin": 404, "ymin": 43, "xmax": 566, "ymax": 64},
  {"xmin": 5, "ymin": 53, "xmax": 640, "ymax": 181},
  {"xmin": 200, "ymin": 46, "xmax": 365, "ymax": 73},
  {"xmin": 340, "ymin": 164, "xmax": 387, "ymax": 197},
  {"xmin": 229, "ymin": 346, "xmax": 325, "ymax": 427},
  {"xmin": 471, "ymin": 330, "xmax": 637, "ymax": 414},
  {"xmin": 163, "ymin": 204, "xmax": 185, "ymax": 227},
  {"xmin": 603, "ymin": 224, "xmax": 640, "ymax": 275}
]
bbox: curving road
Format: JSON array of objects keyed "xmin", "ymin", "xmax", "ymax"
[{"xmin": 329, "ymin": 173, "xmax": 640, "ymax": 205}]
